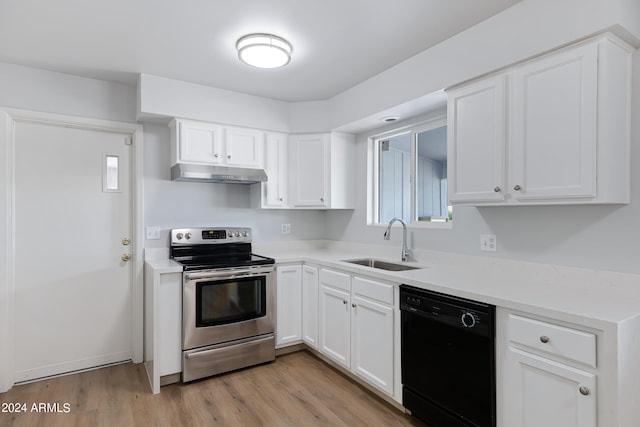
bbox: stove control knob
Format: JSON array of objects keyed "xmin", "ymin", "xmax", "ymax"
[
  {"xmin": 242, "ymin": 231, "xmax": 248, "ymax": 237},
  {"xmin": 461, "ymin": 311, "xmax": 476, "ymax": 328},
  {"xmin": 185, "ymin": 232, "xmax": 192, "ymax": 240},
  {"xmin": 176, "ymin": 232, "xmax": 184, "ymax": 240},
  {"xmin": 234, "ymin": 231, "xmax": 240, "ymax": 237}
]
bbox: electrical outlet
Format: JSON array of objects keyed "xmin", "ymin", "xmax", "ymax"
[
  {"xmin": 281, "ymin": 224, "xmax": 291, "ymax": 234},
  {"xmin": 146, "ymin": 226, "xmax": 161, "ymax": 240},
  {"xmin": 480, "ymin": 234, "xmax": 497, "ymax": 252}
]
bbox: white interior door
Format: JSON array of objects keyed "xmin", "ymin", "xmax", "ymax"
[{"xmin": 13, "ymin": 121, "xmax": 133, "ymax": 382}]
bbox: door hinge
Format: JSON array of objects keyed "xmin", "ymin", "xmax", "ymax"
[{"xmin": 125, "ymin": 137, "xmax": 133, "ymax": 146}]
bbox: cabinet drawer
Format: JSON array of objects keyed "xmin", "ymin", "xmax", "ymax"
[
  {"xmin": 508, "ymin": 314, "xmax": 596, "ymax": 368},
  {"xmin": 319, "ymin": 268, "xmax": 350, "ymax": 292},
  {"xmin": 352, "ymin": 276, "xmax": 393, "ymax": 305}
]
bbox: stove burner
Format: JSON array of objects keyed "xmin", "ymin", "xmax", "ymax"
[{"xmin": 170, "ymin": 227, "xmax": 275, "ymax": 271}]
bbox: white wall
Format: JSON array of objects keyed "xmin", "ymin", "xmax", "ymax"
[
  {"xmin": 138, "ymin": 74, "xmax": 291, "ymax": 132},
  {"xmin": 325, "ymin": 48, "xmax": 640, "ymax": 274},
  {"xmin": 0, "ymin": 62, "xmax": 136, "ymax": 122}
]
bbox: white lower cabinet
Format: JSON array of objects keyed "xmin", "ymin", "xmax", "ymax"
[
  {"xmin": 275, "ymin": 264, "xmax": 302, "ymax": 347},
  {"xmin": 318, "ymin": 268, "xmax": 395, "ymax": 396},
  {"xmin": 143, "ymin": 264, "xmax": 183, "ymax": 394},
  {"xmin": 506, "ymin": 348, "xmax": 596, "ymax": 427},
  {"xmin": 501, "ymin": 311, "xmax": 598, "ymax": 427},
  {"xmin": 350, "ymin": 277, "xmax": 394, "ymax": 395},
  {"xmin": 301, "ymin": 265, "xmax": 319, "ymax": 349},
  {"xmin": 319, "ymin": 269, "xmax": 351, "ymax": 368}
]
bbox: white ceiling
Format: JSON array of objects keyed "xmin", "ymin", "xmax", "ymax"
[{"xmin": 0, "ymin": 0, "xmax": 520, "ymax": 103}]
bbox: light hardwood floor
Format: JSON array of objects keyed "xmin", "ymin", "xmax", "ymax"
[{"xmin": 0, "ymin": 351, "xmax": 427, "ymax": 427}]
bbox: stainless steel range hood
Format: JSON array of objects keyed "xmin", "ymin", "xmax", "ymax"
[{"xmin": 171, "ymin": 164, "xmax": 267, "ymax": 184}]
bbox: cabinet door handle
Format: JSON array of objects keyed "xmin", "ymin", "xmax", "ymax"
[
  {"xmin": 227, "ymin": 155, "xmax": 231, "ymax": 159},
  {"xmin": 320, "ymin": 197, "xmax": 324, "ymax": 202},
  {"xmin": 352, "ymin": 303, "xmax": 357, "ymax": 308},
  {"xmin": 342, "ymin": 300, "xmax": 347, "ymax": 305},
  {"xmin": 494, "ymin": 187, "xmax": 501, "ymax": 193},
  {"xmin": 579, "ymin": 386, "xmax": 590, "ymax": 396},
  {"xmin": 514, "ymin": 185, "xmax": 522, "ymax": 191},
  {"xmin": 539, "ymin": 336, "xmax": 550, "ymax": 343},
  {"xmin": 214, "ymin": 153, "xmax": 219, "ymax": 158}
]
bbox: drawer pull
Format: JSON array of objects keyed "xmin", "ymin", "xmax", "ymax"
[
  {"xmin": 539, "ymin": 336, "xmax": 550, "ymax": 344},
  {"xmin": 579, "ymin": 386, "xmax": 590, "ymax": 396}
]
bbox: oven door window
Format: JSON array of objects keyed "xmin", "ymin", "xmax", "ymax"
[{"xmin": 195, "ymin": 276, "xmax": 266, "ymax": 327}]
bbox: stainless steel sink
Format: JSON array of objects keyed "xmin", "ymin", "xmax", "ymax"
[{"xmin": 342, "ymin": 258, "xmax": 421, "ymax": 271}]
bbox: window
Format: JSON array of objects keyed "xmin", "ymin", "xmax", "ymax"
[
  {"xmin": 103, "ymin": 154, "xmax": 120, "ymax": 192},
  {"xmin": 371, "ymin": 118, "xmax": 451, "ymax": 227}
]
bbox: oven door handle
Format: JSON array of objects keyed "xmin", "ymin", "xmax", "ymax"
[{"xmin": 185, "ymin": 266, "xmax": 274, "ymax": 281}]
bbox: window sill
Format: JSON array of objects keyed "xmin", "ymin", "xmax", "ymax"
[{"xmin": 368, "ymin": 221, "xmax": 453, "ymax": 230}]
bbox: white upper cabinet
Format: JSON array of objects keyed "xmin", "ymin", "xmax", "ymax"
[
  {"xmin": 510, "ymin": 43, "xmax": 598, "ymax": 201},
  {"xmin": 447, "ymin": 74, "xmax": 507, "ymax": 203},
  {"xmin": 224, "ymin": 126, "xmax": 264, "ymax": 168},
  {"xmin": 289, "ymin": 132, "xmax": 356, "ymax": 209},
  {"xmin": 447, "ymin": 33, "xmax": 632, "ymax": 206},
  {"xmin": 170, "ymin": 118, "xmax": 264, "ymax": 168},
  {"xmin": 254, "ymin": 132, "xmax": 288, "ymax": 208},
  {"xmin": 172, "ymin": 119, "xmax": 224, "ymax": 165},
  {"xmin": 289, "ymin": 134, "xmax": 330, "ymax": 207}
]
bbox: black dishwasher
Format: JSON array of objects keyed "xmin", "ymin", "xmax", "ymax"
[{"xmin": 400, "ymin": 285, "xmax": 495, "ymax": 427}]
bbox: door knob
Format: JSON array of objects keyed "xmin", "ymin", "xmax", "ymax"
[{"xmin": 121, "ymin": 253, "xmax": 132, "ymax": 262}]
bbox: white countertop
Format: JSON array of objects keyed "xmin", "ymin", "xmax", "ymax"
[
  {"xmin": 144, "ymin": 240, "xmax": 640, "ymax": 327},
  {"xmin": 145, "ymin": 258, "xmax": 183, "ymax": 274},
  {"xmin": 253, "ymin": 240, "xmax": 640, "ymax": 327}
]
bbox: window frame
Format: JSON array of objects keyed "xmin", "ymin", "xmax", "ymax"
[{"xmin": 368, "ymin": 116, "xmax": 451, "ymax": 230}]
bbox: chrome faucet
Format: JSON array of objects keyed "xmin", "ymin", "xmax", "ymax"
[{"xmin": 384, "ymin": 217, "xmax": 410, "ymax": 262}]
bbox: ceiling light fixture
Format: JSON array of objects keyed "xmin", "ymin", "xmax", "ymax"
[
  {"xmin": 236, "ymin": 33, "xmax": 292, "ymax": 69},
  {"xmin": 382, "ymin": 116, "xmax": 400, "ymax": 123}
]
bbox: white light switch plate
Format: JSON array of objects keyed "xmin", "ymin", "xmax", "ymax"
[
  {"xmin": 146, "ymin": 226, "xmax": 161, "ymax": 240},
  {"xmin": 480, "ymin": 234, "xmax": 497, "ymax": 252}
]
